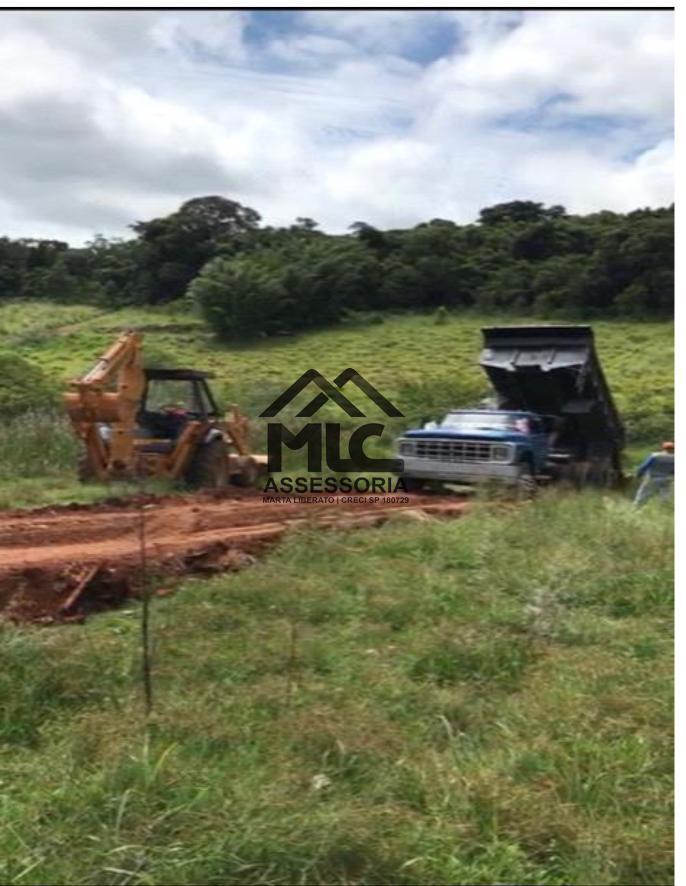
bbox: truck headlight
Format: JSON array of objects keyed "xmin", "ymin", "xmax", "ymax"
[
  {"xmin": 491, "ymin": 444, "xmax": 512, "ymax": 462},
  {"xmin": 398, "ymin": 440, "xmax": 414, "ymax": 456}
]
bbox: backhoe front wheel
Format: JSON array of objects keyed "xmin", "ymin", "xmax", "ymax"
[
  {"xmin": 186, "ymin": 439, "xmax": 229, "ymax": 488},
  {"xmin": 230, "ymin": 457, "xmax": 261, "ymax": 488}
]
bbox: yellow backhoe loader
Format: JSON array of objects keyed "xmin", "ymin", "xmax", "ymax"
[{"xmin": 64, "ymin": 330, "xmax": 266, "ymax": 486}]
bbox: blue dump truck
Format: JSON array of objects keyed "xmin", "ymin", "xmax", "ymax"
[{"xmin": 396, "ymin": 325, "xmax": 624, "ymax": 492}]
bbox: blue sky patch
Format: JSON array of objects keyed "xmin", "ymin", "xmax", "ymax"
[
  {"xmin": 245, "ymin": 10, "xmax": 460, "ymax": 67},
  {"xmin": 244, "ymin": 10, "xmax": 301, "ymax": 47}
]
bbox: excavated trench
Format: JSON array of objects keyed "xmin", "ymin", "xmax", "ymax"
[{"xmin": 0, "ymin": 489, "xmax": 467, "ymax": 623}]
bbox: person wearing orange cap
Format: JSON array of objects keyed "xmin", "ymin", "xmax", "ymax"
[{"xmin": 633, "ymin": 441, "xmax": 674, "ymax": 507}]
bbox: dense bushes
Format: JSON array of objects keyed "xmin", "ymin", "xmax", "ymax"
[
  {"xmin": 0, "ymin": 198, "xmax": 673, "ymax": 337},
  {"xmin": 0, "ymin": 351, "xmax": 57, "ymax": 417},
  {"xmin": 190, "ymin": 238, "xmax": 381, "ymax": 337}
]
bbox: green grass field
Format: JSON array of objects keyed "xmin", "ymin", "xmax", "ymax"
[
  {"xmin": 0, "ymin": 301, "xmax": 674, "ymax": 432},
  {"xmin": 0, "ymin": 300, "xmax": 674, "ymax": 884},
  {"xmin": 0, "ymin": 494, "xmax": 673, "ymax": 885}
]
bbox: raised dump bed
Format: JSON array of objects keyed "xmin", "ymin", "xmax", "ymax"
[{"xmin": 481, "ymin": 325, "xmax": 624, "ymax": 469}]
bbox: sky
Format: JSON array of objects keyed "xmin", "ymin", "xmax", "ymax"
[{"xmin": 0, "ymin": 9, "xmax": 674, "ymax": 244}]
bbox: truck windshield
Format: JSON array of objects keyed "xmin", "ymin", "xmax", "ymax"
[{"xmin": 440, "ymin": 413, "xmax": 530, "ymax": 432}]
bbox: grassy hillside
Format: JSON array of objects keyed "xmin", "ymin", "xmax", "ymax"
[
  {"xmin": 0, "ymin": 301, "xmax": 674, "ymax": 432},
  {"xmin": 0, "ymin": 493, "xmax": 673, "ymax": 885},
  {"xmin": 0, "ymin": 300, "xmax": 674, "ymax": 506}
]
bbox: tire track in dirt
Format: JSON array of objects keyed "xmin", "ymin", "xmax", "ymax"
[{"xmin": 0, "ymin": 490, "xmax": 467, "ymax": 623}]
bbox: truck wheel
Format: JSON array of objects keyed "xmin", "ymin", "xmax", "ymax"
[
  {"xmin": 516, "ymin": 468, "xmax": 537, "ymax": 499},
  {"xmin": 400, "ymin": 476, "xmax": 425, "ymax": 493},
  {"xmin": 589, "ymin": 458, "xmax": 612, "ymax": 488},
  {"xmin": 568, "ymin": 462, "xmax": 589, "ymax": 489},
  {"xmin": 186, "ymin": 439, "xmax": 229, "ymax": 488},
  {"xmin": 610, "ymin": 450, "xmax": 625, "ymax": 489}
]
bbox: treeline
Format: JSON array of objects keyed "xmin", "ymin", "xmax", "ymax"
[{"xmin": 0, "ymin": 197, "xmax": 673, "ymax": 337}]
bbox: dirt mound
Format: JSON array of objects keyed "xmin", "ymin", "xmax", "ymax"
[{"xmin": 0, "ymin": 490, "xmax": 466, "ymax": 623}]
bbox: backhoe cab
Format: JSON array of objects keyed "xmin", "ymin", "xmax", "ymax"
[{"xmin": 64, "ymin": 331, "xmax": 265, "ymax": 487}]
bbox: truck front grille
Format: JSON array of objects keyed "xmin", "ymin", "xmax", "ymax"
[{"xmin": 399, "ymin": 438, "xmax": 507, "ymax": 463}]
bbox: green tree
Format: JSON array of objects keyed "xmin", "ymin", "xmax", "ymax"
[
  {"xmin": 0, "ymin": 199, "xmax": 673, "ymax": 322},
  {"xmin": 479, "ymin": 200, "xmax": 550, "ymax": 226},
  {"xmin": 192, "ymin": 238, "xmax": 382, "ymax": 338},
  {"xmin": 130, "ymin": 196, "xmax": 261, "ymax": 303}
]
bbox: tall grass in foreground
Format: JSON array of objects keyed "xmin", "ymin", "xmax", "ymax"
[
  {"xmin": 0, "ymin": 410, "xmax": 76, "ymax": 479},
  {"xmin": 0, "ymin": 411, "xmax": 87, "ymax": 507},
  {"xmin": 0, "ymin": 412, "xmax": 168, "ymax": 508},
  {"xmin": 0, "ymin": 493, "xmax": 673, "ymax": 885}
]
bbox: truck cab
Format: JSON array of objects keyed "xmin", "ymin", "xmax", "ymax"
[{"xmin": 397, "ymin": 409, "xmax": 549, "ymax": 488}]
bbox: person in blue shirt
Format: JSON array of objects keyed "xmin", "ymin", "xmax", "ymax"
[{"xmin": 633, "ymin": 441, "xmax": 674, "ymax": 507}]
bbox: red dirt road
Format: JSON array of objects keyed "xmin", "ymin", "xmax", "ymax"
[{"xmin": 0, "ymin": 490, "xmax": 467, "ymax": 623}]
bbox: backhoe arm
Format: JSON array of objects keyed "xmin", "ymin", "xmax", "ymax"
[{"xmin": 64, "ymin": 331, "xmax": 146, "ymax": 478}]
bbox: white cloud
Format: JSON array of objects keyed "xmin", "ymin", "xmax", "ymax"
[
  {"xmin": 150, "ymin": 12, "xmax": 247, "ymax": 63},
  {"xmin": 0, "ymin": 10, "xmax": 674, "ymax": 244},
  {"xmin": 433, "ymin": 10, "xmax": 673, "ymax": 122}
]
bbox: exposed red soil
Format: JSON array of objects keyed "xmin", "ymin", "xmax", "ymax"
[{"xmin": 0, "ymin": 489, "xmax": 467, "ymax": 624}]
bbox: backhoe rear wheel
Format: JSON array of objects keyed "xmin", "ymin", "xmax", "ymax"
[
  {"xmin": 77, "ymin": 454, "xmax": 97, "ymax": 483},
  {"xmin": 186, "ymin": 439, "xmax": 229, "ymax": 488}
]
